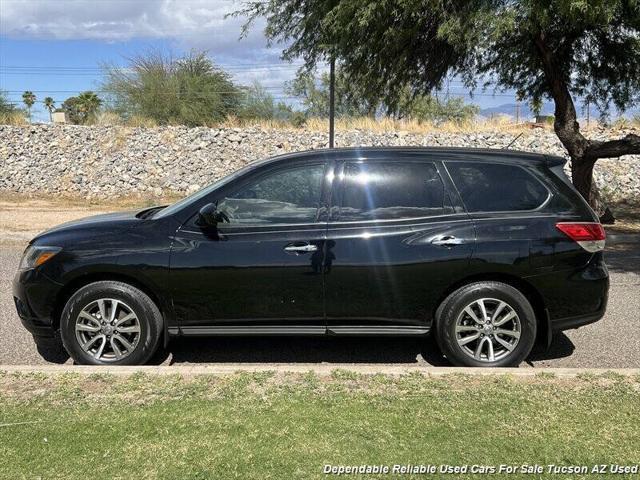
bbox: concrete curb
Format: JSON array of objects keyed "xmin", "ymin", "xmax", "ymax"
[{"xmin": 1, "ymin": 364, "xmax": 639, "ymax": 377}]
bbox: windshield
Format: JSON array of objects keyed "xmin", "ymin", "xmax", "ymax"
[{"xmin": 154, "ymin": 166, "xmax": 253, "ymax": 219}]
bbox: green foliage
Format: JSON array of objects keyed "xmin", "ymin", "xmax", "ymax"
[
  {"xmin": 0, "ymin": 90, "xmax": 18, "ymax": 114},
  {"xmin": 21, "ymin": 91, "xmax": 36, "ymax": 121},
  {"xmin": 284, "ymin": 68, "xmax": 478, "ymax": 123},
  {"xmin": 529, "ymin": 97, "xmax": 544, "ymax": 118},
  {"xmin": 394, "ymin": 90, "xmax": 479, "ymax": 123},
  {"xmin": 289, "ymin": 110, "xmax": 307, "ymax": 127},
  {"xmin": 236, "ymin": 81, "xmax": 294, "ymax": 121},
  {"xmin": 286, "ymin": 69, "xmax": 378, "ymax": 117},
  {"xmin": 21, "ymin": 91, "xmax": 35, "ymax": 108},
  {"xmin": 61, "ymin": 91, "xmax": 102, "ymax": 125},
  {"xmin": 43, "ymin": 96, "xmax": 55, "ymax": 122},
  {"xmin": 237, "ymin": 0, "xmax": 640, "ymax": 117},
  {"xmin": 102, "ymin": 50, "xmax": 242, "ymax": 126}
]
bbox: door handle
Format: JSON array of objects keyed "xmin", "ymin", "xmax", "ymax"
[
  {"xmin": 284, "ymin": 242, "xmax": 318, "ymax": 253},
  {"xmin": 431, "ymin": 235, "xmax": 464, "ymax": 247}
]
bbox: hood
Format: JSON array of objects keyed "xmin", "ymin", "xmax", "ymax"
[{"xmin": 32, "ymin": 209, "xmax": 143, "ymax": 243}]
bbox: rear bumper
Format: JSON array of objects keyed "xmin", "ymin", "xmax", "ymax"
[
  {"xmin": 529, "ymin": 252, "xmax": 609, "ymax": 332},
  {"xmin": 551, "ymin": 299, "xmax": 608, "ymax": 332},
  {"xmin": 12, "ymin": 268, "xmax": 63, "ymax": 338}
]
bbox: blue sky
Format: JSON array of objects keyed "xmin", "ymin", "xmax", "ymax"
[{"xmin": 0, "ymin": 0, "xmax": 525, "ymax": 123}]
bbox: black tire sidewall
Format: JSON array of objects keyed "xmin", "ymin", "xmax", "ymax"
[
  {"xmin": 436, "ymin": 282, "xmax": 537, "ymax": 367},
  {"xmin": 60, "ymin": 281, "xmax": 162, "ymax": 365}
]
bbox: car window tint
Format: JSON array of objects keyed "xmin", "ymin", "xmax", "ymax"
[
  {"xmin": 446, "ymin": 162, "xmax": 548, "ymax": 212},
  {"xmin": 340, "ymin": 162, "xmax": 446, "ymax": 221},
  {"xmin": 218, "ymin": 164, "xmax": 325, "ymax": 225}
]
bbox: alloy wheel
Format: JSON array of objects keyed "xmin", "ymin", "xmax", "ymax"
[
  {"xmin": 74, "ymin": 298, "xmax": 141, "ymax": 362},
  {"xmin": 454, "ymin": 298, "xmax": 521, "ymax": 363}
]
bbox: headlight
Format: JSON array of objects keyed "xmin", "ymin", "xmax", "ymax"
[{"xmin": 19, "ymin": 246, "xmax": 62, "ymax": 270}]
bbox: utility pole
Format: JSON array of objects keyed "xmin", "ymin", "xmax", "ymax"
[
  {"xmin": 515, "ymin": 99, "xmax": 520, "ymax": 124},
  {"xmin": 329, "ymin": 57, "xmax": 335, "ymax": 148},
  {"xmin": 586, "ymin": 99, "xmax": 590, "ymax": 127}
]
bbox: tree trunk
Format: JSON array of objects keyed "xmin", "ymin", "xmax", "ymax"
[
  {"xmin": 570, "ymin": 157, "xmax": 596, "ymax": 206},
  {"xmin": 533, "ymin": 31, "xmax": 640, "ymax": 221},
  {"xmin": 570, "ymin": 157, "xmax": 611, "ymax": 219}
]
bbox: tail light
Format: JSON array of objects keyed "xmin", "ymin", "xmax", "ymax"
[{"xmin": 555, "ymin": 222, "xmax": 606, "ymax": 252}]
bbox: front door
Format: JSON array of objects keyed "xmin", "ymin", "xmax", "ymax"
[
  {"xmin": 169, "ymin": 161, "xmax": 332, "ymax": 334},
  {"xmin": 324, "ymin": 158, "xmax": 475, "ymax": 334}
]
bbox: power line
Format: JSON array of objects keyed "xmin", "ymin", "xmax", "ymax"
[{"xmin": 0, "ymin": 65, "xmax": 306, "ymax": 73}]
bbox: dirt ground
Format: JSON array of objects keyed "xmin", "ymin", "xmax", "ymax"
[
  {"xmin": 0, "ymin": 200, "xmax": 110, "ymax": 246},
  {"xmin": 0, "ymin": 196, "xmax": 174, "ymax": 246}
]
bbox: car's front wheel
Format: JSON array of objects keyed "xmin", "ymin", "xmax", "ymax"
[
  {"xmin": 60, "ymin": 281, "xmax": 163, "ymax": 365},
  {"xmin": 435, "ymin": 281, "xmax": 537, "ymax": 367}
]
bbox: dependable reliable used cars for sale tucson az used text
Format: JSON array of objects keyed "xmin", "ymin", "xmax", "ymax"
[{"xmin": 13, "ymin": 147, "xmax": 609, "ymax": 367}]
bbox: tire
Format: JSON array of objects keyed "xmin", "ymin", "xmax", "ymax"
[
  {"xmin": 60, "ymin": 281, "xmax": 163, "ymax": 365},
  {"xmin": 435, "ymin": 281, "xmax": 536, "ymax": 367}
]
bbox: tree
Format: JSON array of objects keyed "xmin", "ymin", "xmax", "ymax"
[
  {"xmin": 237, "ymin": 81, "xmax": 294, "ymax": 121},
  {"xmin": 22, "ymin": 91, "xmax": 36, "ymax": 122},
  {"xmin": 236, "ymin": 1, "xmax": 640, "ymax": 212},
  {"xmin": 102, "ymin": 50, "xmax": 242, "ymax": 126},
  {"xmin": 0, "ymin": 90, "xmax": 18, "ymax": 114},
  {"xmin": 43, "ymin": 97, "xmax": 55, "ymax": 122},
  {"xmin": 286, "ymin": 69, "xmax": 379, "ymax": 117},
  {"xmin": 77, "ymin": 91, "xmax": 102, "ymax": 123},
  {"xmin": 393, "ymin": 89, "xmax": 479, "ymax": 123},
  {"xmin": 61, "ymin": 91, "xmax": 102, "ymax": 124},
  {"xmin": 529, "ymin": 96, "xmax": 544, "ymax": 121}
]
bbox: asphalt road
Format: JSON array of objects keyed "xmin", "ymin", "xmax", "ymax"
[{"xmin": 1, "ymin": 236, "xmax": 639, "ymax": 367}]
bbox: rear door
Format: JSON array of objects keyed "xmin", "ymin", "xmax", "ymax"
[{"xmin": 324, "ymin": 155, "xmax": 475, "ymax": 334}]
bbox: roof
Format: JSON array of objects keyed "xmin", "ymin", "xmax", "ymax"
[{"xmin": 261, "ymin": 146, "xmax": 566, "ymax": 167}]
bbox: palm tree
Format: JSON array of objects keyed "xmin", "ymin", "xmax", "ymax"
[
  {"xmin": 43, "ymin": 97, "xmax": 55, "ymax": 122},
  {"xmin": 22, "ymin": 91, "xmax": 36, "ymax": 122},
  {"xmin": 76, "ymin": 91, "xmax": 102, "ymax": 124}
]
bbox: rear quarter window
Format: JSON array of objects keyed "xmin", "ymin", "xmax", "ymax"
[{"xmin": 446, "ymin": 162, "xmax": 549, "ymax": 212}]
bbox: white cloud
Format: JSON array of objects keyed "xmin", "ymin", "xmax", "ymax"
[
  {"xmin": 0, "ymin": 1, "xmax": 286, "ymax": 65},
  {"xmin": 1, "ymin": 0, "xmax": 244, "ymax": 43},
  {"xmin": 0, "ymin": 0, "xmax": 308, "ymax": 93}
]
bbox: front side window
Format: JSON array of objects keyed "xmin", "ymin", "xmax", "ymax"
[
  {"xmin": 217, "ymin": 163, "xmax": 325, "ymax": 225},
  {"xmin": 339, "ymin": 162, "xmax": 447, "ymax": 221},
  {"xmin": 446, "ymin": 162, "xmax": 549, "ymax": 212}
]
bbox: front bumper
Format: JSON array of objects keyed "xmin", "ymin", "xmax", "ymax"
[{"xmin": 12, "ymin": 267, "xmax": 64, "ymax": 337}]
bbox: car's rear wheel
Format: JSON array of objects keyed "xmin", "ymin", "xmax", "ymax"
[
  {"xmin": 435, "ymin": 281, "xmax": 537, "ymax": 367},
  {"xmin": 60, "ymin": 281, "xmax": 162, "ymax": 365}
]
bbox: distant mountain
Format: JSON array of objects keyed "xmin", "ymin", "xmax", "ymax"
[
  {"xmin": 479, "ymin": 102, "xmax": 640, "ymax": 121},
  {"xmin": 479, "ymin": 103, "xmax": 554, "ymax": 119}
]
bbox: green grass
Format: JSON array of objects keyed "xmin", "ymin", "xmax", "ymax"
[{"xmin": 0, "ymin": 371, "xmax": 639, "ymax": 479}]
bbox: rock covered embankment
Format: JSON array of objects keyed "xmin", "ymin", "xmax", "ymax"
[{"xmin": 0, "ymin": 124, "xmax": 639, "ymax": 203}]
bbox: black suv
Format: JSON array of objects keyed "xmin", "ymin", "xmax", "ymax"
[{"xmin": 13, "ymin": 147, "xmax": 609, "ymax": 367}]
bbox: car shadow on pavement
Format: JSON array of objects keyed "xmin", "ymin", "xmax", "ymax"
[
  {"xmin": 526, "ymin": 331, "xmax": 576, "ymax": 365},
  {"xmin": 150, "ymin": 331, "xmax": 576, "ymax": 367},
  {"xmin": 152, "ymin": 336, "xmax": 445, "ymax": 365},
  {"xmin": 29, "ymin": 329, "xmax": 576, "ymax": 366},
  {"xmin": 606, "ymin": 233, "xmax": 640, "ymax": 275}
]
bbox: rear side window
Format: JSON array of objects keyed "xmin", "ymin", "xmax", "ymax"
[
  {"xmin": 446, "ymin": 162, "xmax": 549, "ymax": 212},
  {"xmin": 339, "ymin": 162, "xmax": 447, "ymax": 221}
]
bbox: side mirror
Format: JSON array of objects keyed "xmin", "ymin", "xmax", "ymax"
[{"xmin": 196, "ymin": 203, "xmax": 229, "ymax": 228}]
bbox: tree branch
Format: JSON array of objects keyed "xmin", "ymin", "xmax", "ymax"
[{"xmin": 586, "ymin": 134, "xmax": 640, "ymax": 160}]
